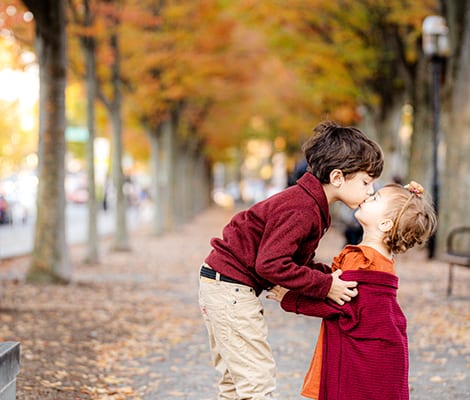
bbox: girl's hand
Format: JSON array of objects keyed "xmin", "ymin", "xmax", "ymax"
[{"xmin": 266, "ymin": 285, "xmax": 289, "ymax": 302}]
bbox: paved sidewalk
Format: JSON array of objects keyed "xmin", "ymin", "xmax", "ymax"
[{"xmin": 1, "ymin": 205, "xmax": 469, "ymax": 399}]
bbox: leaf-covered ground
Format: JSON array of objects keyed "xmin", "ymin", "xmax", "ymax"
[{"xmin": 0, "ymin": 206, "xmax": 469, "ymax": 399}]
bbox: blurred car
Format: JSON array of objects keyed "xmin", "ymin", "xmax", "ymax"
[
  {"xmin": 8, "ymin": 198, "xmax": 29, "ymax": 224},
  {"xmin": 0, "ymin": 195, "xmax": 12, "ymax": 224},
  {"xmin": 67, "ymin": 186, "xmax": 89, "ymax": 204},
  {"xmin": 0, "ymin": 172, "xmax": 36, "ymax": 224}
]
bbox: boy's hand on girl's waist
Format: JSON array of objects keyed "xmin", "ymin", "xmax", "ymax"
[
  {"xmin": 327, "ymin": 269, "xmax": 358, "ymax": 306},
  {"xmin": 266, "ymin": 285, "xmax": 289, "ymax": 302}
]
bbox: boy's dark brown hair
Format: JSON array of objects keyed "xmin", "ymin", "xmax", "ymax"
[{"xmin": 302, "ymin": 120, "xmax": 384, "ymax": 183}]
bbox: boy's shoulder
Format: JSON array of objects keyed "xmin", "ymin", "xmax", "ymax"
[
  {"xmin": 263, "ymin": 173, "xmax": 326, "ymax": 206},
  {"xmin": 247, "ymin": 173, "xmax": 329, "ymax": 224}
]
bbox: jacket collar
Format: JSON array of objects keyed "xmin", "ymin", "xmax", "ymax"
[{"xmin": 297, "ymin": 173, "xmax": 331, "ymax": 229}]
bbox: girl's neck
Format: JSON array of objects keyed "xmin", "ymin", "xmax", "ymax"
[{"xmin": 359, "ymin": 233, "xmax": 393, "ymax": 259}]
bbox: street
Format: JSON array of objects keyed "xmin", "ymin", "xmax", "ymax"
[{"xmin": 0, "ymin": 203, "xmax": 151, "ymax": 259}]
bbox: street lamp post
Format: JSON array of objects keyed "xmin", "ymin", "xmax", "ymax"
[{"xmin": 422, "ymin": 15, "xmax": 450, "ymax": 259}]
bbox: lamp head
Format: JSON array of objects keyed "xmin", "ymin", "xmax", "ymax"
[{"xmin": 422, "ymin": 15, "xmax": 450, "ymax": 58}]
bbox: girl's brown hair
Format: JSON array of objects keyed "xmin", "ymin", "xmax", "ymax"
[
  {"xmin": 302, "ymin": 120, "xmax": 384, "ymax": 183},
  {"xmin": 382, "ymin": 184, "xmax": 437, "ymax": 254}
]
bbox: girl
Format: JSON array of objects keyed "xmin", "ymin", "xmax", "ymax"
[{"xmin": 267, "ymin": 181, "xmax": 437, "ymax": 400}]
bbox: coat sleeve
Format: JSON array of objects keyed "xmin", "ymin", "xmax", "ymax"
[
  {"xmin": 310, "ymin": 260, "xmax": 332, "ymax": 274},
  {"xmin": 280, "ymin": 290, "xmax": 344, "ymax": 319},
  {"xmin": 254, "ymin": 208, "xmax": 332, "ymax": 299}
]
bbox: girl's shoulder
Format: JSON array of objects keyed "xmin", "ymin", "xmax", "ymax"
[{"xmin": 333, "ymin": 245, "xmax": 395, "ymax": 273}]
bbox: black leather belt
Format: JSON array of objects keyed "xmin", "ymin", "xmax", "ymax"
[{"xmin": 200, "ymin": 265, "xmax": 245, "ymax": 285}]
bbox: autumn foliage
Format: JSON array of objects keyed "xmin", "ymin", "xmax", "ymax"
[{"xmin": 0, "ymin": 0, "xmax": 438, "ymax": 163}]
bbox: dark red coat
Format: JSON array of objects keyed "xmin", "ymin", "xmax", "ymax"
[
  {"xmin": 205, "ymin": 173, "xmax": 332, "ymax": 297},
  {"xmin": 281, "ymin": 270, "xmax": 409, "ymax": 400}
]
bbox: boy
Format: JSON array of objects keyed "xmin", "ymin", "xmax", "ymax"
[{"xmin": 198, "ymin": 120, "xmax": 384, "ymax": 399}]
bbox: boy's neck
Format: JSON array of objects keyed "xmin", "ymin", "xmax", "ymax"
[{"xmin": 322, "ymin": 183, "xmax": 338, "ymax": 205}]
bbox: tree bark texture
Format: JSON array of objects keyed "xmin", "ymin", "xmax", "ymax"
[
  {"xmin": 408, "ymin": 58, "xmax": 433, "ymax": 188},
  {"xmin": 439, "ymin": 0, "xmax": 470, "ymax": 253},
  {"xmin": 83, "ymin": 0, "xmax": 99, "ymax": 263},
  {"xmin": 22, "ymin": 0, "xmax": 70, "ymax": 282},
  {"xmin": 161, "ymin": 117, "xmax": 175, "ymax": 232},
  {"xmin": 109, "ymin": 32, "xmax": 129, "ymax": 251},
  {"xmin": 147, "ymin": 128, "xmax": 164, "ymax": 236}
]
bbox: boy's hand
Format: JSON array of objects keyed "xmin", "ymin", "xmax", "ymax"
[
  {"xmin": 266, "ymin": 285, "xmax": 289, "ymax": 302},
  {"xmin": 327, "ymin": 269, "xmax": 358, "ymax": 305}
]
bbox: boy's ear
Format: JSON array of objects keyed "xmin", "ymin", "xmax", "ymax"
[
  {"xmin": 379, "ymin": 218, "xmax": 394, "ymax": 232},
  {"xmin": 329, "ymin": 169, "xmax": 344, "ymax": 187}
]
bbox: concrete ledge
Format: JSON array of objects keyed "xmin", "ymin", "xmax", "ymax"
[{"xmin": 0, "ymin": 342, "xmax": 20, "ymax": 400}]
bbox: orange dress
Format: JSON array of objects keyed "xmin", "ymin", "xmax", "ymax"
[{"xmin": 301, "ymin": 245, "xmax": 395, "ymax": 399}]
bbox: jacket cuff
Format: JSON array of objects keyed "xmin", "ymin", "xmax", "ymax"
[
  {"xmin": 319, "ymin": 273, "xmax": 333, "ymax": 299},
  {"xmin": 281, "ymin": 291, "xmax": 300, "ymax": 313}
]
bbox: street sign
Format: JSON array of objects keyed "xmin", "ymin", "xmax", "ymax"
[{"xmin": 66, "ymin": 127, "xmax": 89, "ymax": 142}]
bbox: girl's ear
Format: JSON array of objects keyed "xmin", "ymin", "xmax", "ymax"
[
  {"xmin": 329, "ymin": 169, "xmax": 344, "ymax": 188},
  {"xmin": 379, "ymin": 218, "xmax": 394, "ymax": 233}
]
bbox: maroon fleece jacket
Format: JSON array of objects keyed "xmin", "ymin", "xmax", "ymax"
[
  {"xmin": 281, "ymin": 270, "xmax": 409, "ymax": 400},
  {"xmin": 205, "ymin": 173, "xmax": 332, "ymax": 297}
]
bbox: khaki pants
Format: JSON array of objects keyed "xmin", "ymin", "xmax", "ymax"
[{"xmin": 198, "ymin": 270, "xmax": 276, "ymax": 400}]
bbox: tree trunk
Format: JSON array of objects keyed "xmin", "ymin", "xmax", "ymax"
[
  {"xmin": 192, "ymin": 141, "xmax": 211, "ymax": 214},
  {"xmin": 109, "ymin": 32, "xmax": 129, "ymax": 251},
  {"xmin": 161, "ymin": 117, "xmax": 175, "ymax": 232},
  {"xmin": 83, "ymin": 0, "xmax": 99, "ymax": 263},
  {"xmin": 22, "ymin": 0, "xmax": 70, "ymax": 283},
  {"xmin": 372, "ymin": 99, "xmax": 406, "ymax": 184},
  {"xmin": 174, "ymin": 140, "xmax": 190, "ymax": 225},
  {"xmin": 409, "ymin": 55, "xmax": 434, "ymax": 191},
  {"xmin": 147, "ymin": 127, "xmax": 164, "ymax": 236},
  {"xmin": 110, "ymin": 104, "xmax": 129, "ymax": 251},
  {"xmin": 93, "ymin": 8, "xmax": 129, "ymax": 251},
  {"xmin": 439, "ymin": 0, "xmax": 470, "ymax": 254},
  {"xmin": 183, "ymin": 137, "xmax": 204, "ymax": 220}
]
